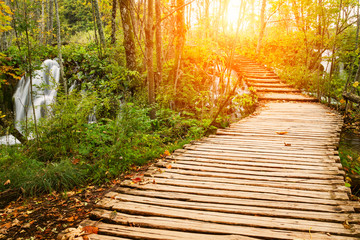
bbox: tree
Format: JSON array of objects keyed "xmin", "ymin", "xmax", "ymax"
[
  {"xmin": 91, "ymin": 0, "xmax": 106, "ymax": 48},
  {"xmin": 155, "ymin": 0, "xmax": 162, "ymax": 88},
  {"xmin": 256, "ymin": 0, "xmax": 266, "ymax": 54},
  {"xmin": 145, "ymin": 0, "xmax": 155, "ymax": 119},
  {"xmin": 119, "ymin": 0, "xmax": 136, "ymax": 70},
  {"xmin": 54, "ymin": 0, "xmax": 67, "ymax": 95},
  {"xmin": 172, "ymin": 0, "xmax": 186, "ymax": 98},
  {"xmin": 47, "ymin": 0, "xmax": 53, "ymax": 44},
  {"xmin": 111, "ymin": 0, "xmax": 117, "ymax": 44}
]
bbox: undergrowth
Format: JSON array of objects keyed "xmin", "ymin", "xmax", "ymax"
[{"xmin": 0, "ymin": 92, "xmax": 213, "ymax": 195}]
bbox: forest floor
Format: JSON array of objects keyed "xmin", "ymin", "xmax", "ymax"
[{"xmin": 0, "ymin": 162, "xmax": 154, "ymax": 240}]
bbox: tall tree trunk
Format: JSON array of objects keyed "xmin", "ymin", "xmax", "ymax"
[
  {"xmin": 54, "ymin": 0, "xmax": 67, "ymax": 95},
  {"xmin": 111, "ymin": 0, "xmax": 117, "ymax": 44},
  {"xmin": 92, "ymin": 0, "xmax": 106, "ymax": 48},
  {"xmin": 24, "ymin": 0, "xmax": 39, "ymax": 143},
  {"xmin": 145, "ymin": 0, "xmax": 155, "ymax": 119},
  {"xmin": 40, "ymin": 0, "xmax": 45, "ymax": 44},
  {"xmin": 48, "ymin": 0, "xmax": 54, "ymax": 44},
  {"xmin": 172, "ymin": 0, "xmax": 186, "ymax": 95},
  {"xmin": 256, "ymin": 0, "xmax": 267, "ymax": 54},
  {"xmin": 155, "ymin": 0, "xmax": 162, "ymax": 90},
  {"xmin": 119, "ymin": 0, "xmax": 137, "ymax": 70}
]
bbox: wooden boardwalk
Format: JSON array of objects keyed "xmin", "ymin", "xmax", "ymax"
[{"xmin": 79, "ymin": 57, "xmax": 360, "ymax": 239}]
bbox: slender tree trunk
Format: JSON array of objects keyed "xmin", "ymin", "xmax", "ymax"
[
  {"xmin": 256, "ymin": 0, "xmax": 267, "ymax": 54},
  {"xmin": 90, "ymin": 0, "xmax": 100, "ymax": 47},
  {"xmin": 155, "ymin": 0, "xmax": 162, "ymax": 90},
  {"xmin": 48, "ymin": 0, "xmax": 53, "ymax": 44},
  {"xmin": 54, "ymin": 0, "xmax": 67, "ymax": 95},
  {"xmin": 329, "ymin": 0, "xmax": 343, "ymax": 79},
  {"xmin": 129, "ymin": 0, "xmax": 137, "ymax": 35},
  {"xmin": 92, "ymin": 0, "xmax": 106, "ymax": 48},
  {"xmin": 40, "ymin": 0, "xmax": 45, "ymax": 44},
  {"xmin": 24, "ymin": 0, "xmax": 39, "ymax": 143},
  {"xmin": 145, "ymin": 0, "xmax": 155, "ymax": 119},
  {"xmin": 119, "ymin": 0, "xmax": 137, "ymax": 70},
  {"xmin": 111, "ymin": 0, "xmax": 117, "ymax": 44},
  {"xmin": 172, "ymin": 0, "xmax": 186, "ymax": 93}
]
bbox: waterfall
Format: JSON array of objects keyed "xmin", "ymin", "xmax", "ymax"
[{"xmin": 0, "ymin": 59, "xmax": 60, "ymax": 145}]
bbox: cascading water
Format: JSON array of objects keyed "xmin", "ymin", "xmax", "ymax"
[
  {"xmin": 0, "ymin": 59, "xmax": 60, "ymax": 145},
  {"xmin": 210, "ymin": 65, "xmax": 250, "ymax": 117}
]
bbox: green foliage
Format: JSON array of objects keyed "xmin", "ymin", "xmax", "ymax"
[
  {"xmin": 0, "ymin": 90, "xmax": 210, "ymax": 194},
  {"xmin": 0, "ymin": 146, "xmax": 85, "ymax": 194},
  {"xmin": 59, "ymin": 0, "xmax": 93, "ymax": 36},
  {"xmin": 339, "ymin": 143, "xmax": 360, "ymax": 177}
]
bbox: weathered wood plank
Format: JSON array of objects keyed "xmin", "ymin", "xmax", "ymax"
[
  {"xmin": 111, "ymin": 189, "xmax": 355, "ymax": 213},
  {"xmin": 150, "ymin": 171, "xmax": 349, "ymax": 192},
  {"xmin": 169, "ymin": 155, "xmax": 343, "ymax": 171},
  {"xmin": 119, "ymin": 182, "xmax": 349, "ymax": 205},
  {"xmin": 126, "ymin": 177, "xmax": 348, "ymax": 200},
  {"xmin": 103, "ymin": 193, "xmax": 360, "ymax": 222},
  {"xmin": 82, "ymin": 220, "xmax": 254, "ymax": 240},
  {"xmin": 148, "ymin": 166, "xmax": 345, "ymax": 185},
  {"xmin": 155, "ymin": 162, "xmax": 344, "ymax": 180},
  {"xmin": 90, "ymin": 209, "xmax": 358, "ymax": 240}
]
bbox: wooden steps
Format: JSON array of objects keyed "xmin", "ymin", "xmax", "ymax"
[
  {"xmin": 235, "ymin": 56, "xmax": 318, "ymax": 102},
  {"xmin": 74, "ymin": 101, "xmax": 360, "ymax": 240}
]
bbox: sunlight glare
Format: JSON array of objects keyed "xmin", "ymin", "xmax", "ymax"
[{"xmin": 227, "ymin": 1, "xmax": 240, "ymax": 27}]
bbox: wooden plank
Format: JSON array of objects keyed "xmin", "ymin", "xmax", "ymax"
[
  {"xmin": 103, "ymin": 193, "xmax": 360, "ymax": 223},
  {"xmin": 185, "ymin": 144, "xmax": 338, "ymax": 157},
  {"xmin": 149, "ymin": 166, "xmax": 345, "ymax": 185},
  {"xmin": 90, "ymin": 209, "xmax": 359, "ymax": 239},
  {"xmin": 119, "ymin": 182, "xmax": 348, "ymax": 205},
  {"xmin": 151, "ymin": 171, "xmax": 349, "ymax": 192},
  {"xmin": 136, "ymin": 177, "xmax": 348, "ymax": 200},
  {"xmin": 82, "ymin": 220, "xmax": 253, "ymax": 240},
  {"xmin": 174, "ymin": 149, "xmax": 339, "ymax": 163},
  {"xmin": 111, "ymin": 189, "xmax": 355, "ymax": 213},
  {"xmin": 169, "ymin": 155, "xmax": 342, "ymax": 171},
  {"xmin": 156, "ymin": 162, "xmax": 344, "ymax": 180},
  {"xmin": 163, "ymin": 158, "xmax": 343, "ymax": 175}
]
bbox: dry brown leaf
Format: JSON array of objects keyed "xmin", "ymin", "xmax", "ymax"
[
  {"xmin": 82, "ymin": 226, "xmax": 98, "ymax": 234},
  {"xmin": 166, "ymin": 165, "xmax": 172, "ymax": 169},
  {"xmin": 284, "ymin": 142, "xmax": 291, "ymax": 146},
  {"xmin": 276, "ymin": 131, "xmax": 288, "ymax": 135},
  {"xmin": 131, "ymin": 177, "xmax": 142, "ymax": 183}
]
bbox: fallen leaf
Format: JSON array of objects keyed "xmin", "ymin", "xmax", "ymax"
[
  {"xmin": 284, "ymin": 142, "xmax": 291, "ymax": 146},
  {"xmin": 343, "ymin": 220, "xmax": 351, "ymax": 229},
  {"xmin": 166, "ymin": 165, "xmax": 172, "ymax": 169},
  {"xmin": 276, "ymin": 131, "xmax": 288, "ymax": 135},
  {"xmin": 131, "ymin": 177, "xmax": 142, "ymax": 183},
  {"xmin": 71, "ymin": 158, "xmax": 80, "ymax": 165},
  {"xmin": 82, "ymin": 226, "xmax": 98, "ymax": 234},
  {"xmin": 4, "ymin": 179, "xmax": 10, "ymax": 185}
]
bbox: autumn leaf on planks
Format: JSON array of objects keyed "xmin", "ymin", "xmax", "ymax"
[
  {"xmin": 166, "ymin": 165, "xmax": 172, "ymax": 169},
  {"xmin": 131, "ymin": 177, "xmax": 142, "ymax": 183},
  {"xmin": 82, "ymin": 226, "xmax": 98, "ymax": 234},
  {"xmin": 276, "ymin": 131, "xmax": 288, "ymax": 135},
  {"xmin": 284, "ymin": 142, "xmax": 291, "ymax": 146}
]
